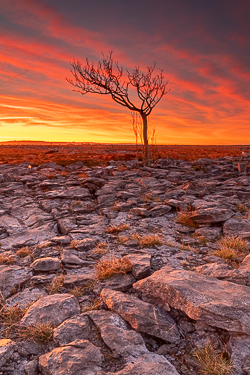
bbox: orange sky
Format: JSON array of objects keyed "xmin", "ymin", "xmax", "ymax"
[{"xmin": 1, "ymin": 0, "xmax": 250, "ymax": 144}]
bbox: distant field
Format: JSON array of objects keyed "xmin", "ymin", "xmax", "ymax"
[{"xmin": 0, "ymin": 143, "xmax": 250, "ymax": 166}]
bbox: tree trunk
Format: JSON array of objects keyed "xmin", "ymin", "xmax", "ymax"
[{"xmin": 141, "ymin": 112, "xmax": 149, "ymax": 165}]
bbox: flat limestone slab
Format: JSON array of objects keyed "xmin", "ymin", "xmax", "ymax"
[
  {"xmin": 103, "ymin": 353, "xmax": 180, "ymax": 375},
  {"xmin": 133, "ymin": 269, "xmax": 250, "ymax": 334},
  {"xmin": 101, "ymin": 288, "xmax": 180, "ymax": 343}
]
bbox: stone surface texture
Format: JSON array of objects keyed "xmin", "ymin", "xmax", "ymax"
[
  {"xmin": 134, "ymin": 269, "xmax": 250, "ymax": 334},
  {"xmin": 1, "ymin": 153, "xmax": 250, "ymax": 374}
]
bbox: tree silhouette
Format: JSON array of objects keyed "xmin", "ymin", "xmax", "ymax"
[{"xmin": 66, "ymin": 51, "xmax": 169, "ymax": 164}]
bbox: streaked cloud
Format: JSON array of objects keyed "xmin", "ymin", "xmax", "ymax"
[{"xmin": 0, "ymin": 0, "xmax": 249, "ymax": 144}]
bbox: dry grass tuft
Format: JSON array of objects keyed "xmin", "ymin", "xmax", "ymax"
[
  {"xmin": 193, "ymin": 343, "xmax": 233, "ymax": 375},
  {"xmin": 46, "ymin": 275, "xmax": 65, "ymax": 294},
  {"xmin": 0, "ymin": 304, "xmax": 29, "ymax": 337},
  {"xmin": 139, "ymin": 234, "xmax": 163, "ymax": 247},
  {"xmin": 214, "ymin": 236, "xmax": 248, "ymax": 260},
  {"xmin": 89, "ymin": 242, "xmax": 109, "ymax": 259},
  {"xmin": 131, "ymin": 233, "xmax": 162, "ymax": 247},
  {"xmin": 105, "ymin": 223, "xmax": 130, "ymax": 234},
  {"xmin": 82, "ymin": 297, "xmax": 101, "ymax": 312},
  {"xmin": 117, "ymin": 235, "xmax": 129, "ymax": 244},
  {"xmin": 0, "ymin": 255, "xmax": 16, "ymax": 265},
  {"xmin": 213, "ymin": 247, "xmax": 237, "ymax": 260},
  {"xmin": 176, "ymin": 212, "xmax": 198, "ymax": 228},
  {"xmin": 0, "ymin": 305, "xmax": 27, "ymax": 327},
  {"xmin": 16, "ymin": 246, "xmax": 32, "ymax": 258},
  {"xmin": 18, "ymin": 323, "xmax": 54, "ymax": 343},
  {"xmin": 68, "ymin": 286, "xmax": 85, "ymax": 297},
  {"xmin": 219, "ymin": 236, "xmax": 248, "ymax": 252},
  {"xmin": 95, "ymin": 256, "xmax": 133, "ymax": 280},
  {"xmin": 236, "ymin": 204, "xmax": 249, "ymax": 213}
]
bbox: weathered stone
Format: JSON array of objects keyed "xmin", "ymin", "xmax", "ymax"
[
  {"xmin": 24, "ymin": 359, "xmax": 39, "ymax": 375},
  {"xmin": 223, "ymin": 218, "xmax": 250, "ymax": 238},
  {"xmin": 61, "ymin": 249, "xmax": 88, "ymax": 267},
  {"xmin": 194, "ymin": 226, "xmax": 222, "ymax": 240},
  {"xmin": 30, "ymin": 274, "xmax": 55, "ymax": 285},
  {"xmin": 5, "ymin": 287, "xmax": 47, "ymax": 308},
  {"xmin": 164, "ymin": 199, "xmax": 187, "ymax": 211},
  {"xmin": 227, "ymin": 335, "xmax": 250, "ymax": 375},
  {"xmin": 189, "ymin": 207, "xmax": 234, "ymax": 224},
  {"xmin": 116, "ymin": 191, "xmax": 135, "ymax": 199},
  {"xmin": 30, "ymin": 257, "xmax": 61, "ymax": 272},
  {"xmin": 11, "ymin": 206, "xmax": 52, "ymax": 227},
  {"xmin": 53, "ymin": 314, "xmax": 92, "ymax": 346},
  {"xmin": 123, "ymin": 253, "xmax": 151, "ymax": 279},
  {"xmin": 148, "ymin": 205, "xmax": 172, "ymax": 217},
  {"xmin": 46, "ymin": 187, "xmax": 91, "ymax": 200},
  {"xmin": 238, "ymin": 163, "xmax": 246, "ymax": 174},
  {"xmin": 0, "ymin": 221, "xmax": 58, "ymax": 250},
  {"xmin": 104, "ymin": 353, "xmax": 180, "ymax": 375},
  {"xmin": 129, "ymin": 207, "xmax": 149, "ymax": 217},
  {"xmin": 81, "ymin": 177, "xmax": 106, "ymax": 188},
  {"xmin": 0, "ymin": 339, "xmax": 17, "ymax": 368},
  {"xmin": 196, "ymin": 262, "xmax": 246, "ymax": 284},
  {"xmin": 20, "ymin": 293, "xmax": 80, "ymax": 327},
  {"xmin": 74, "ymin": 237, "xmax": 98, "ymax": 251},
  {"xmin": 51, "ymin": 235, "xmax": 71, "ymax": 245},
  {"xmin": 63, "ymin": 268, "xmax": 95, "ymax": 287},
  {"xmin": 134, "ymin": 269, "xmax": 250, "ymax": 334},
  {"xmin": 115, "ymin": 202, "xmax": 134, "ymax": 212},
  {"xmin": 0, "ymin": 265, "xmax": 32, "ymax": 298},
  {"xmin": 101, "ymin": 289, "xmax": 180, "ymax": 343},
  {"xmin": 97, "ymin": 194, "xmax": 116, "ymax": 206},
  {"xmin": 3, "ymin": 153, "xmax": 250, "ymax": 374},
  {"xmin": 94, "ymin": 273, "xmax": 136, "ymax": 294},
  {"xmin": 39, "ymin": 340, "xmax": 103, "ymax": 375},
  {"xmin": 58, "ymin": 218, "xmax": 77, "ymax": 235},
  {"xmin": 88, "ymin": 310, "xmax": 147, "ymax": 360},
  {"xmin": 239, "ymin": 254, "xmax": 250, "ymax": 276}
]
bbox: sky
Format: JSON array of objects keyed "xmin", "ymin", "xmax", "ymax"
[{"xmin": 0, "ymin": 0, "xmax": 250, "ymax": 145}]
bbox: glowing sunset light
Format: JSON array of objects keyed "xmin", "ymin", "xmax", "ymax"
[{"xmin": 0, "ymin": 0, "xmax": 250, "ymax": 145}]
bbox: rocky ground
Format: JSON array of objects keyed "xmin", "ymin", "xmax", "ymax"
[{"xmin": 1, "ymin": 154, "xmax": 250, "ymax": 374}]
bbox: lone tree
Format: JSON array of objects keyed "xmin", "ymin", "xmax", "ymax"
[{"xmin": 66, "ymin": 51, "xmax": 169, "ymax": 164}]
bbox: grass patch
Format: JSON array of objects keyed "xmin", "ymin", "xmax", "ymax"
[
  {"xmin": 193, "ymin": 342, "xmax": 232, "ymax": 375},
  {"xmin": 0, "ymin": 304, "xmax": 29, "ymax": 337},
  {"xmin": 68, "ymin": 286, "xmax": 85, "ymax": 297},
  {"xmin": 139, "ymin": 234, "xmax": 163, "ymax": 247},
  {"xmin": 0, "ymin": 255, "xmax": 16, "ymax": 265},
  {"xmin": 176, "ymin": 212, "xmax": 198, "ymax": 228},
  {"xmin": 218, "ymin": 236, "xmax": 248, "ymax": 252},
  {"xmin": 214, "ymin": 236, "xmax": 248, "ymax": 260},
  {"xmin": 117, "ymin": 235, "xmax": 129, "ymax": 244},
  {"xmin": 46, "ymin": 275, "xmax": 65, "ymax": 294},
  {"xmin": 95, "ymin": 256, "xmax": 133, "ymax": 280},
  {"xmin": 105, "ymin": 223, "xmax": 130, "ymax": 234},
  {"xmin": 89, "ymin": 243, "xmax": 108, "ymax": 259},
  {"xmin": 18, "ymin": 323, "xmax": 54, "ymax": 343},
  {"xmin": 16, "ymin": 246, "xmax": 32, "ymax": 258},
  {"xmin": 82, "ymin": 297, "xmax": 101, "ymax": 312},
  {"xmin": 236, "ymin": 204, "xmax": 249, "ymax": 213},
  {"xmin": 69, "ymin": 280, "xmax": 96, "ymax": 297},
  {"xmin": 0, "ymin": 305, "xmax": 27, "ymax": 327},
  {"xmin": 131, "ymin": 233, "xmax": 162, "ymax": 247},
  {"xmin": 213, "ymin": 248, "xmax": 237, "ymax": 260}
]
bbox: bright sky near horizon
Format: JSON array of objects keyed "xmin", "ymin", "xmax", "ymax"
[{"xmin": 0, "ymin": 0, "xmax": 250, "ymax": 144}]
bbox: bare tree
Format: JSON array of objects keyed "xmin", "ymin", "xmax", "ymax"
[{"xmin": 66, "ymin": 51, "xmax": 169, "ymax": 165}]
